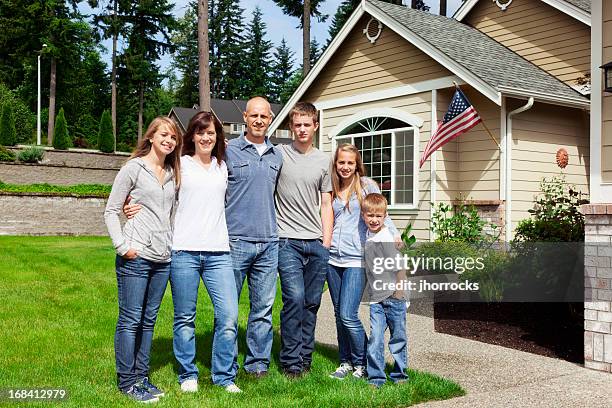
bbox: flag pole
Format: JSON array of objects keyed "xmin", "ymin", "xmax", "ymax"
[{"xmin": 453, "ymin": 82, "xmax": 501, "ymax": 150}]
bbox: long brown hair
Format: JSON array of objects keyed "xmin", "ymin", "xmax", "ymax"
[
  {"xmin": 131, "ymin": 116, "xmax": 182, "ymax": 188},
  {"xmin": 181, "ymin": 111, "xmax": 226, "ymax": 164},
  {"xmin": 331, "ymin": 143, "xmax": 367, "ymax": 211}
]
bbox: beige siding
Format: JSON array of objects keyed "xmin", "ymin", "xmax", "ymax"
[
  {"xmin": 465, "ymin": 0, "xmax": 590, "ymax": 89},
  {"xmin": 603, "ymin": 1, "xmax": 612, "ymax": 182},
  {"xmin": 510, "ymin": 100, "xmax": 589, "ymax": 231},
  {"xmin": 303, "ymin": 15, "xmax": 452, "ymax": 102}
]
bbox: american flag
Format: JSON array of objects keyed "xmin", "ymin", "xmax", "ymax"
[{"xmin": 419, "ymin": 88, "xmax": 481, "ymax": 168}]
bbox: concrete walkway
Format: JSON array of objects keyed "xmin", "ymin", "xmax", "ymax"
[{"xmin": 314, "ymin": 294, "xmax": 612, "ymax": 408}]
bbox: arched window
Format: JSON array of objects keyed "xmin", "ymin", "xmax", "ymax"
[{"xmin": 333, "ymin": 113, "xmax": 418, "ymax": 208}]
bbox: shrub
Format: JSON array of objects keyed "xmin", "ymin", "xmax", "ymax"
[
  {"xmin": 0, "ymin": 145, "xmax": 16, "ymax": 162},
  {"xmin": 52, "ymin": 108, "xmax": 71, "ymax": 150},
  {"xmin": 98, "ymin": 110, "xmax": 114, "ymax": 153},
  {"xmin": 0, "ymin": 84, "xmax": 35, "ymax": 144},
  {"xmin": 514, "ymin": 174, "xmax": 588, "ymax": 242},
  {"xmin": 17, "ymin": 146, "xmax": 44, "ymax": 163},
  {"xmin": 0, "ymin": 103, "xmax": 17, "ymax": 146},
  {"xmin": 431, "ymin": 200, "xmax": 498, "ymax": 245}
]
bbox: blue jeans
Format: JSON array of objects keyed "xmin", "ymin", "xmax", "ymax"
[
  {"xmin": 170, "ymin": 250, "xmax": 238, "ymax": 387},
  {"xmin": 114, "ymin": 256, "xmax": 170, "ymax": 391},
  {"xmin": 278, "ymin": 239, "xmax": 329, "ymax": 369},
  {"xmin": 230, "ymin": 239, "xmax": 278, "ymax": 373},
  {"xmin": 327, "ymin": 265, "xmax": 368, "ymax": 367},
  {"xmin": 367, "ymin": 298, "xmax": 409, "ymax": 386}
]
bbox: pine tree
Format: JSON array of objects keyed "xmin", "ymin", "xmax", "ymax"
[
  {"xmin": 243, "ymin": 6, "xmax": 273, "ymax": 98},
  {"xmin": 98, "ymin": 110, "xmax": 114, "ymax": 152},
  {"xmin": 326, "ymin": 0, "xmax": 359, "ymax": 46},
  {"xmin": 310, "ymin": 37, "xmax": 322, "ymax": 67},
  {"xmin": 0, "ymin": 103, "xmax": 17, "ymax": 147},
  {"xmin": 269, "ymin": 38, "xmax": 295, "ymax": 104},
  {"xmin": 217, "ymin": 0, "xmax": 246, "ymax": 99},
  {"xmin": 172, "ymin": 2, "xmax": 199, "ymax": 107},
  {"xmin": 52, "ymin": 108, "xmax": 71, "ymax": 150}
]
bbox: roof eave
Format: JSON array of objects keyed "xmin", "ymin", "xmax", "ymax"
[{"xmin": 498, "ymin": 85, "xmax": 590, "ymax": 109}]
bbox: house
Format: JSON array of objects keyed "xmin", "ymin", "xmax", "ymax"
[
  {"xmin": 269, "ymin": 0, "xmax": 591, "ymax": 242},
  {"xmin": 168, "ymin": 99, "xmax": 292, "ymax": 143}
]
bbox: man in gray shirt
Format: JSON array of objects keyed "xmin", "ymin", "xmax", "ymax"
[{"xmin": 276, "ymin": 102, "xmax": 333, "ymax": 377}]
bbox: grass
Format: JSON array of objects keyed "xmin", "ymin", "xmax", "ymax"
[
  {"xmin": 0, "ymin": 181, "xmax": 111, "ymax": 197},
  {"xmin": 0, "ymin": 236, "xmax": 464, "ymax": 407}
]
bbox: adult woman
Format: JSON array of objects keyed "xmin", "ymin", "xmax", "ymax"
[
  {"xmin": 104, "ymin": 117, "xmax": 182, "ymax": 403},
  {"xmin": 125, "ymin": 112, "xmax": 240, "ymax": 393},
  {"xmin": 327, "ymin": 143, "xmax": 398, "ymax": 380}
]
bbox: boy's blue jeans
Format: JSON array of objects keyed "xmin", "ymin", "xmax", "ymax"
[{"xmin": 367, "ymin": 298, "xmax": 409, "ymax": 387}]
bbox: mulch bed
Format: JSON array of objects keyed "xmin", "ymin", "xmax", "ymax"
[{"xmin": 434, "ymin": 302, "xmax": 584, "ymax": 364}]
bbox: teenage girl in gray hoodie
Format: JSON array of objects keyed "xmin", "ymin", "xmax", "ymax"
[{"xmin": 104, "ymin": 117, "xmax": 182, "ymax": 403}]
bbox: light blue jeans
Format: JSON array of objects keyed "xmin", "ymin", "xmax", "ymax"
[
  {"xmin": 170, "ymin": 250, "xmax": 238, "ymax": 387},
  {"xmin": 230, "ymin": 239, "xmax": 278, "ymax": 374},
  {"xmin": 327, "ymin": 265, "xmax": 368, "ymax": 367},
  {"xmin": 367, "ymin": 298, "xmax": 409, "ymax": 386}
]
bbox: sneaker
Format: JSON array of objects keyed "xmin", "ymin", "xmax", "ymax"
[
  {"xmin": 224, "ymin": 383, "xmax": 242, "ymax": 393},
  {"xmin": 180, "ymin": 378, "xmax": 198, "ymax": 393},
  {"xmin": 124, "ymin": 384, "xmax": 159, "ymax": 403},
  {"xmin": 352, "ymin": 365, "xmax": 366, "ymax": 379},
  {"xmin": 329, "ymin": 363, "xmax": 353, "ymax": 379},
  {"xmin": 140, "ymin": 377, "xmax": 165, "ymax": 398},
  {"xmin": 282, "ymin": 366, "xmax": 304, "ymax": 379}
]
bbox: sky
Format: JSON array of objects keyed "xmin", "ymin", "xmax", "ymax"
[{"xmin": 82, "ymin": 0, "xmax": 463, "ymax": 77}]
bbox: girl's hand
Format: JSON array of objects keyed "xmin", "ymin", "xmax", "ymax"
[
  {"xmin": 123, "ymin": 248, "xmax": 138, "ymax": 260},
  {"xmin": 394, "ymin": 235, "xmax": 404, "ymax": 250},
  {"xmin": 122, "ymin": 196, "xmax": 142, "ymax": 219}
]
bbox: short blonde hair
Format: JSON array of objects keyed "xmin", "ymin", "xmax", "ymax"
[{"xmin": 362, "ymin": 193, "xmax": 388, "ymax": 214}]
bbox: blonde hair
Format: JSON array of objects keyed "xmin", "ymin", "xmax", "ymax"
[
  {"xmin": 362, "ymin": 193, "xmax": 388, "ymax": 214},
  {"xmin": 131, "ymin": 116, "xmax": 182, "ymax": 188},
  {"xmin": 331, "ymin": 143, "xmax": 367, "ymax": 211}
]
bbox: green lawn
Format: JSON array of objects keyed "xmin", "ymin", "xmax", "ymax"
[{"xmin": 0, "ymin": 237, "xmax": 464, "ymax": 407}]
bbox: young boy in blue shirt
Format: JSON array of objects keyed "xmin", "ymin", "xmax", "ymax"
[{"xmin": 361, "ymin": 193, "xmax": 409, "ymax": 388}]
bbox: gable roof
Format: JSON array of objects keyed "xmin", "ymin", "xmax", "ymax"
[
  {"xmin": 270, "ymin": 0, "xmax": 588, "ymax": 133},
  {"xmin": 454, "ymin": 0, "xmax": 591, "ymax": 26}
]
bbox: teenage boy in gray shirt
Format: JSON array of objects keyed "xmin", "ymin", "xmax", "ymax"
[{"xmin": 276, "ymin": 102, "xmax": 333, "ymax": 377}]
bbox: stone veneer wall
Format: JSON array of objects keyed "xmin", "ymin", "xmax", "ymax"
[
  {"xmin": 583, "ymin": 204, "xmax": 612, "ymax": 373},
  {"xmin": 0, "ymin": 194, "xmax": 109, "ymax": 236},
  {"xmin": 453, "ymin": 200, "xmax": 505, "ymax": 238},
  {"xmin": 1, "ymin": 148, "xmax": 128, "ymax": 186}
]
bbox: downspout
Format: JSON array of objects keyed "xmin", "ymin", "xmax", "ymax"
[{"xmin": 505, "ymin": 97, "xmax": 534, "ymax": 242}]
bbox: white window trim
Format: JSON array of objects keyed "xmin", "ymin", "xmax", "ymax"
[
  {"xmin": 334, "ymin": 126, "xmax": 419, "ymax": 211},
  {"xmin": 329, "ymin": 108, "xmax": 424, "ymax": 140}
]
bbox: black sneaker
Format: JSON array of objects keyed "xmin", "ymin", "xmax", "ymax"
[
  {"xmin": 124, "ymin": 384, "xmax": 159, "ymax": 403},
  {"xmin": 282, "ymin": 366, "xmax": 304, "ymax": 379},
  {"xmin": 140, "ymin": 377, "xmax": 165, "ymax": 398}
]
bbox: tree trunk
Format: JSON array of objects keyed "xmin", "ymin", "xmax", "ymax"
[
  {"xmin": 138, "ymin": 82, "xmax": 144, "ymax": 141},
  {"xmin": 303, "ymin": 0, "xmax": 310, "ymax": 76},
  {"xmin": 198, "ymin": 0, "xmax": 211, "ymax": 111},
  {"xmin": 439, "ymin": 0, "xmax": 447, "ymax": 16},
  {"xmin": 47, "ymin": 56, "xmax": 57, "ymax": 146},
  {"xmin": 111, "ymin": 0, "xmax": 118, "ymax": 151}
]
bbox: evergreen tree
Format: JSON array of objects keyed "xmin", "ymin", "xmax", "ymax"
[
  {"xmin": 326, "ymin": 0, "xmax": 359, "ymax": 46},
  {"xmin": 280, "ymin": 71, "xmax": 304, "ymax": 104},
  {"xmin": 98, "ymin": 110, "xmax": 114, "ymax": 152},
  {"xmin": 310, "ymin": 37, "xmax": 322, "ymax": 67},
  {"xmin": 52, "ymin": 108, "xmax": 71, "ymax": 150},
  {"xmin": 0, "ymin": 103, "xmax": 17, "ymax": 147},
  {"xmin": 243, "ymin": 6, "xmax": 273, "ymax": 98},
  {"xmin": 172, "ymin": 2, "xmax": 199, "ymax": 107},
  {"xmin": 269, "ymin": 38, "xmax": 295, "ymax": 104},
  {"xmin": 217, "ymin": 0, "xmax": 246, "ymax": 99}
]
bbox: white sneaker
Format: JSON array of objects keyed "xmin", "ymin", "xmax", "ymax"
[
  {"xmin": 224, "ymin": 383, "xmax": 242, "ymax": 393},
  {"xmin": 329, "ymin": 363, "xmax": 353, "ymax": 379},
  {"xmin": 180, "ymin": 378, "xmax": 198, "ymax": 393},
  {"xmin": 352, "ymin": 365, "xmax": 366, "ymax": 379}
]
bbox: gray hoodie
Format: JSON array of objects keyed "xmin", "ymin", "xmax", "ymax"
[{"xmin": 104, "ymin": 157, "xmax": 176, "ymax": 263}]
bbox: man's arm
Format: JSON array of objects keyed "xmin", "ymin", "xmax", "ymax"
[{"xmin": 320, "ymin": 192, "xmax": 333, "ymax": 248}]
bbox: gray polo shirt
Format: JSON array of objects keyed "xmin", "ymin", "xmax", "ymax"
[{"xmin": 275, "ymin": 143, "xmax": 332, "ymax": 240}]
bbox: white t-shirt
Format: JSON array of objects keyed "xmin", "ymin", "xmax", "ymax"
[
  {"xmin": 172, "ymin": 155, "xmax": 230, "ymax": 251},
  {"xmin": 245, "ymin": 138, "xmax": 268, "ymax": 156}
]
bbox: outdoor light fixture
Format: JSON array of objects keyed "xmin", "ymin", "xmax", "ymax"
[{"xmin": 602, "ymin": 61, "xmax": 612, "ymax": 93}]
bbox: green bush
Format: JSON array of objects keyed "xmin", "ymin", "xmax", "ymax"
[
  {"xmin": 52, "ymin": 108, "xmax": 71, "ymax": 150},
  {"xmin": 514, "ymin": 174, "xmax": 588, "ymax": 242},
  {"xmin": 431, "ymin": 200, "xmax": 498, "ymax": 245},
  {"xmin": 0, "ymin": 145, "xmax": 16, "ymax": 162},
  {"xmin": 0, "ymin": 103, "xmax": 17, "ymax": 146},
  {"xmin": 17, "ymin": 146, "xmax": 44, "ymax": 163},
  {"xmin": 98, "ymin": 110, "xmax": 114, "ymax": 153},
  {"xmin": 0, "ymin": 83, "xmax": 35, "ymax": 144}
]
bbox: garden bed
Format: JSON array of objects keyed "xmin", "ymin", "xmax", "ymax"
[{"xmin": 434, "ymin": 302, "xmax": 584, "ymax": 364}]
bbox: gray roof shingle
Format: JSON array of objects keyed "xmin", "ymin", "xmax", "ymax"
[
  {"xmin": 564, "ymin": 0, "xmax": 590, "ymax": 13},
  {"xmin": 367, "ymin": 0, "xmax": 587, "ymax": 102}
]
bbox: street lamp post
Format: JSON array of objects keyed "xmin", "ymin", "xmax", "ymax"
[{"xmin": 37, "ymin": 44, "xmax": 47, "ymax": 146}]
